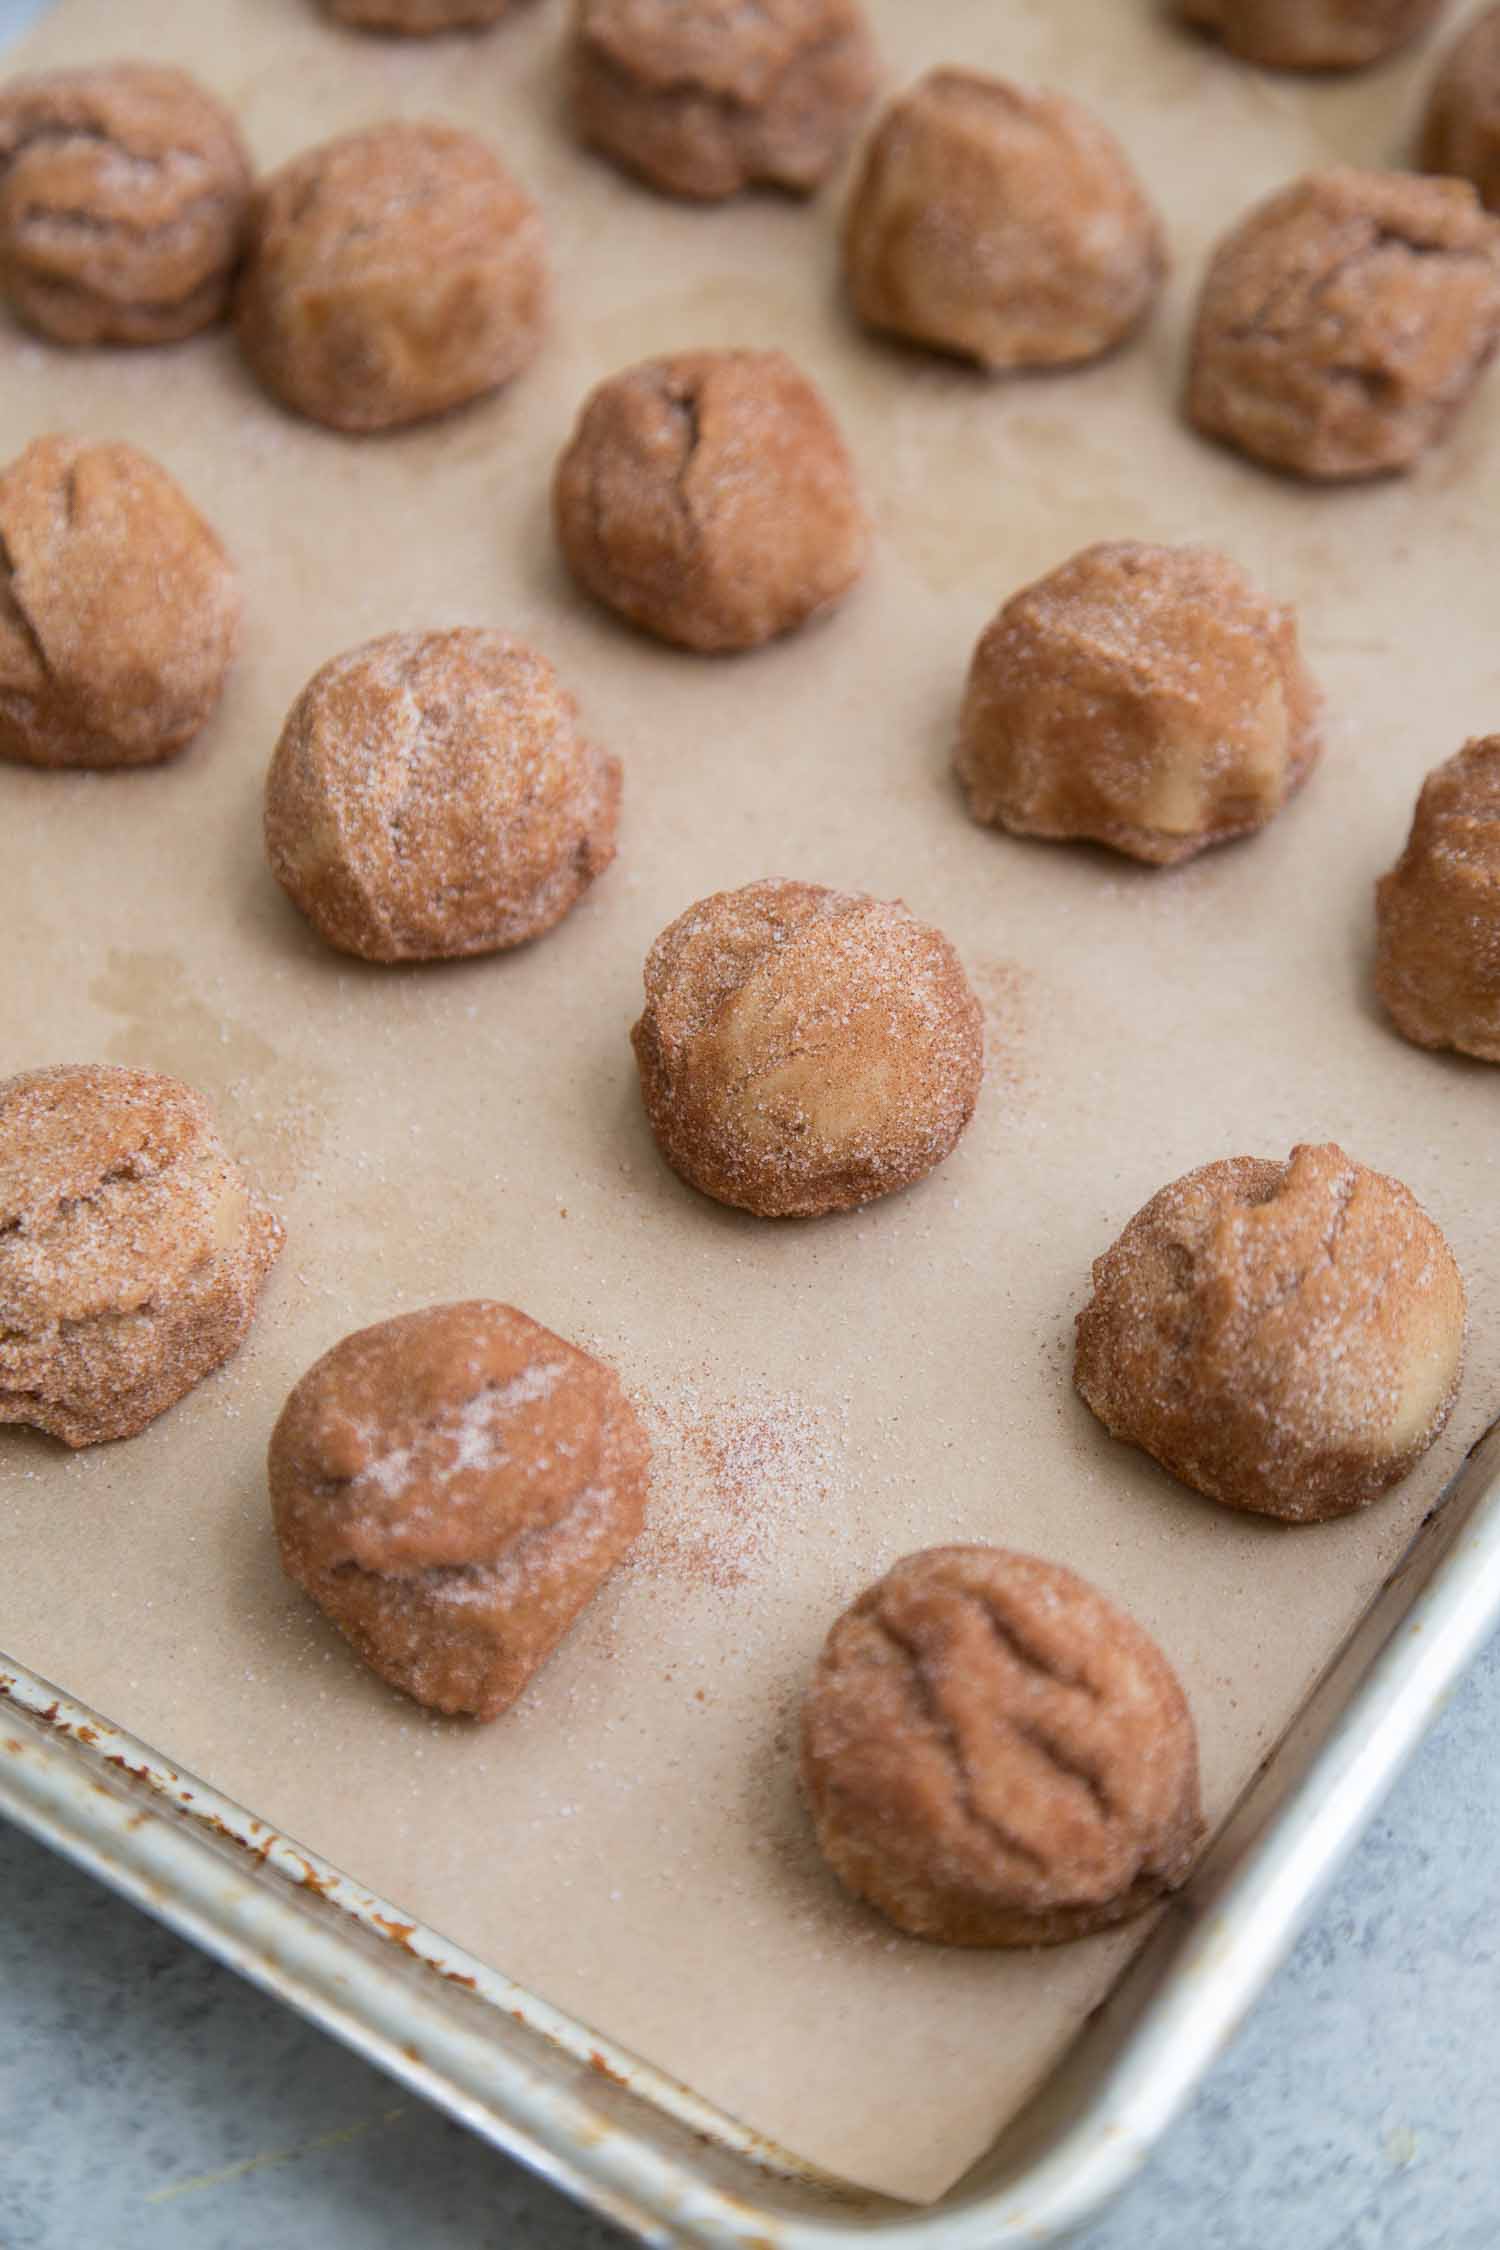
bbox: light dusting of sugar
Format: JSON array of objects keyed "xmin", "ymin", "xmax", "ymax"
[
  {"xmin": 357, "ymin": 1359, "xmax": 564, "ymax": 1502},
  {"xmin": 629, "ymin": 1369, "xmax": 855, "ymax": 1596},
  {"xmin": 966, "ymin": 957, "xmax": 1032, "ymax": 1102}
]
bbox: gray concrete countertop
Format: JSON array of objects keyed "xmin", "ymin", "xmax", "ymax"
[{"xmin": 4, "ymin": 1630, "xmax": 1497, "ymax": 2250}]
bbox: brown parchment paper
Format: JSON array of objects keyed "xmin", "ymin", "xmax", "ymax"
[{"xmin": 2, "ymin": 0, "xmax": 1500, "ymax": 2205}]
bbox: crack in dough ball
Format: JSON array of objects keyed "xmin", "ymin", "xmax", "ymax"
[
  {"xmin": 1376, "ymin": 736, "xmax": 1500, "ymax": 1061},
  {"xmin": 0, "ymin": 435, "xmax": 240, "ymax": 770},
  {"xmin": 801, "ymin": 1546, "xmax": 1204, "ymax": 1947},
  {"xmin": 1187, "ymin": 167, "xmax": 1500, "ymax": 480},
  {"xmin": 569, "ymin": 0, "xmax": 878, "ymax": 201},
  {"xmin": 0, "ymin": 63, "xmax": 252, "ymax": 347},
  {"xmin": 323, "ymin": 0, "xmax": 516, "ymax": 28},
  {"xmin": 631, "ymin": 878, "xmax": 984, "ymax": 1219},
  {"xmin": 269, "ymin": 1301, "xmax": 650, "ymax": 1719},
  {"xmin": 235, "ymin": 121, "xmax": 547, "ymax": 433},
  {"xmin": 1076, "ymin": 1143, "xmax": 1466, "ymax": 1523},
  {"xmin": 553, "ymin": 348, "xmax": 868, "ymax": 652},
  {"xmin": 1421, "ymin": 5, "xmax": 1500, "ymax": 212},
  {"xmin": 0, "ymin": 1065, "xmax": 283, "ymax": 1448},
  {"xmin": 841, "ymin": 70, "xmax": 1165, "ymax": 371},
  {"xmin": 956, "ymin": 541, "xmax": 1323, "ymax": 867},
  {"xmin": 264, "ymin": 630, "xmax": 620, "ymax": 963},
  {"xmin": 1177, "ymin": 0, "xmax": 1446, "ymax": 71}
]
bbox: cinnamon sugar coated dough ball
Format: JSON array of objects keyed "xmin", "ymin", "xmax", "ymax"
[
  {"xmin": 0, "ymin": 1066, "xmax": 283, "ymax": 1448},
  {"xmin": 324, "ymin": 0, "xmax": 513, "ymax": 27},
  {"xmin": 956, "ymin": 542, "xmax": 1322, "ymax": 867},
  {"xmin": 269, "ymin": 1302, "xmax": 650, "ymax": 1719},
  {"xmin": 801, "ymin": 1547, "xmax": 1204, "ymax": 1947},
  {"xmin": 554, "ymin": 350, "xmax": 868, "ymax": 651},
  {"xmin": 1188, "ymin": 168, "xmax": 1500, "ymax": 480},
  {"xmin": 1421, "ymin": 7, "xmax": 1500, "ymax": 213},
  {"xmin": 0, "ymin": 436, "xmax": 240, "ymax": 770},
  {"xmin": 265, "ymin": 631, "xmax": 619, "ymax": 963},
  {"xmin": 1177, "ymin": 0, "xmax": 1445, "ymax": 71},
  {"xmin": 235, "ymin": 122, "xmax": 547, "ymax": 433},
  {"xmin": 0, "ymin": 63, "xmax": 251, "ymax": 346},
  {"xmin": 631, "ymin": 879, "xmax": 983, "ymax": 1218},
  {"xmin": 570, "ymin": 0, "xmax": 878, "ymax": 201},
  {"xmin": 1076, "ymin": 1144, "xmax": 1466, "ymax": 1524},
  {"xmin": 1376, "ymin": 737, "xmax": 1500, "ymax": 1060},
  {"xmin": 841, "ymin": 71, "xmax": 1165, "ymax": 371}
]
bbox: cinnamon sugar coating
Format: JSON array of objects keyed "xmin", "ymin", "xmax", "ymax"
[
  {"xmin": 632, "ymin": 878, "xmax": 983, "ymax": 1219},
  {"xmin": 956, "ymin": 542, "xmax": 1322, "ymax": 867},
  {"xmin": 1177, "ymin": 0, "xmax": 1445, "ymax": 71},
  {"xmin": 270, "ymin": 1301, "xmax": 650, "ymax": 1719},
  {"xmin": 264, "ymin": 630, "xmax": 620, "ymax": 963},
  {"xmin": 0, "ymin": 435, "xmax": 240, "ymax": 770},
  {"xmin": 841, "ymin": 70, "xmax": 1165, "ymax": 371},
  {"xmin": 1076, "ymin": 1144, "xmax": 1466, "ymax": 1524},
  {"xmin": 569, "ymin": 0, "xmax": 878, "ymax": 201},
  {"xmin": 235, "ymin": 121, "xmax": 547, "ymax": 433},
  {"xmin": 801, "ymin": 1546, "xmax": 1204, "ymax": 1947},
  {"xmin": 1376, "ymin": 736, "xmax": 1500, "ymax": 1061},
  {"xmin": 1187, "ymin": 167, "xmax": 1500, "ymax": 480},
  {"xmin": 553, "ymin": 348, "xmax": 868, "ymax": 652},
  {"xmin": 324, "ymin": 0, "xmax": 514, "ymax": 27},
  {"xmin": 0, "ymin": 63, "xmax": 251, "ymax": 346},
  {"xmin": 1421, "ymin": 7, "xmax": 1500, "ymax": 213},
  {"xmin": 0, "ymin": 1065, "xmax": 283, "ymax": 1448}
]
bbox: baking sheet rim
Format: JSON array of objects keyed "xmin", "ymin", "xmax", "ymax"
[{"xmin": 6, "ymin": 1414, "xmax": 1499, "ymax": 2249}]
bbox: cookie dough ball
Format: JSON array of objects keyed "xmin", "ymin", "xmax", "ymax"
[
  {"xmin": 235, "ymin": 122, "xmax": 547, "ymax": 433},
  {"xmin": 0, "ymin": 435, "xmax": 240, "ymax": 770},
  {"xmin": 0, "ymin": 63, "xmax": 251, "ymax": 347},
  {"xmin": 265, "ymin": 630, "xmax": 619, "ymax": 963},
  {"xmin": 801, "ymin": 1547, "xmax": 1204, "ymax": 1947},
  {"xmin": 631, "ymin": 878, "xmax": 983, "ymax": 1218},
  {"xmin": 1076, "ymin": 1143, "xmax": 1466, "ymax": 1523},
  {"xmin": 1421, "ymin": 7, "xmax": 1500, "ymax": 212},
  {"xmin": 1376, "ymin": 737, "xmax": 1500, "ymax": 1060},
  {"xmin": 841, "ymin": 71, "xmax": 1166, "ymax": 371},
  {"xmin": 956, "ymin": 542, "xmax": 1323, "ymax": 867},
  {"xmin": 554, "ymin": 349, "xmax": 868, "ymax": 652},
  {"xmin": 570, "ymin": 0, "xmax": 878, "ymax": 202},
  {"xmin": 1177, "ymin": 0, "xmax": 1445, "ymax": 71},
  {"xmin": 0, "ymin": 1066, "xmax": 283, "ymax": 1448},
  {"xmin": 324, "ymin": 0, "xmax": 513, "ymax": 27},
  {"xmin": 1187, "ymin": 167, "xmax": 1500, "ymax": 480},
  {"xmin": 269, "ymin": 1301, "xmax": 650, "ymax": 1719}
]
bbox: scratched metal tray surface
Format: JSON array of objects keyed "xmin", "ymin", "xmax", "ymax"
[{"xmin": 6, "ymin": 0, "xmax": 1500, "ymax": 2236}]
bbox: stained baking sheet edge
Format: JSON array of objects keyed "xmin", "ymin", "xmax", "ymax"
[
  {"xmin": 7, "ymin": 0, "xmax": 1500, "ymax": 2216},
  {"xmin": 6, "ymin": 1417, "xmax": 1499, "ymax": 2248}
]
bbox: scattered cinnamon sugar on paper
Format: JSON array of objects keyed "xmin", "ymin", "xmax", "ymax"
[
  {"xmin": 630, "ymin": 1371, "xmax": 855, "ymax": 1596},
  {"xmin": 968, "ymin": 956, "xmax": 1032, "ymax": 1102}
]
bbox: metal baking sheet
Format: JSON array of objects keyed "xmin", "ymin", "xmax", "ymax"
[
  {"xmin": 7, "ymin": 1419, "xmax": 1500, "ymax": 2245},
  {"xmin": 4, "ymin": 0, "xmax": 1500, "ymax": 2231}
]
